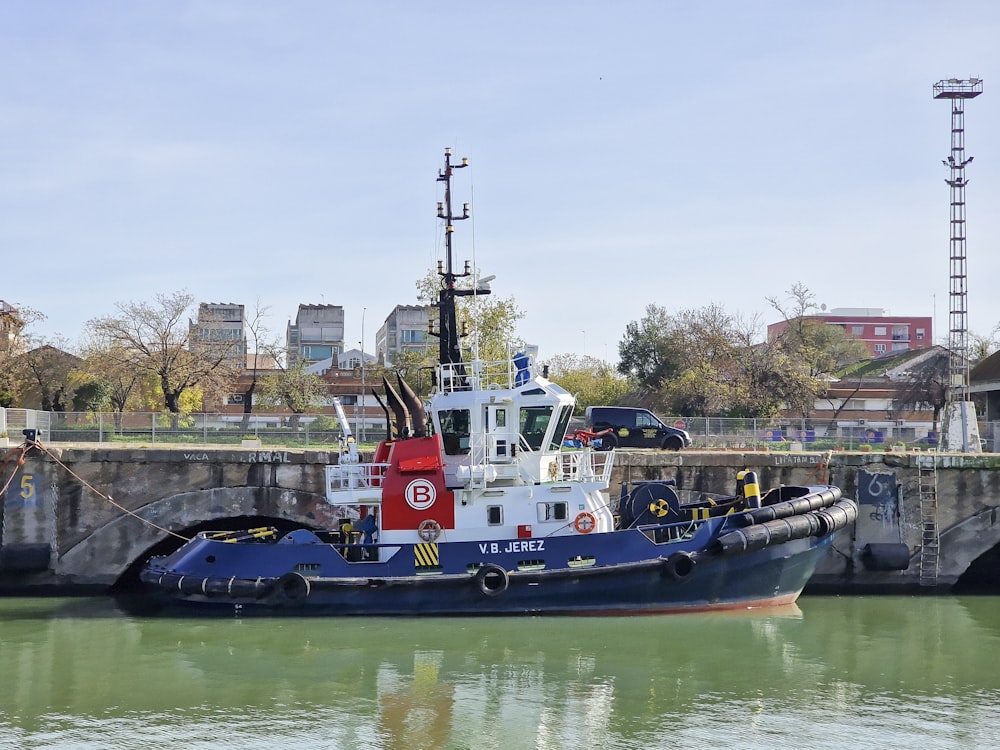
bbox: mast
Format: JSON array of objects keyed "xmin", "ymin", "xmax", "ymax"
[{"xmin": 432, "ymin": 148, "xmax": 488, "ymax": 366}]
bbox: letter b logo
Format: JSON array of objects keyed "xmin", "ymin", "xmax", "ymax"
[{"xmin": 405, "ymin": 479, "xmax": 437, "ymax": 510}]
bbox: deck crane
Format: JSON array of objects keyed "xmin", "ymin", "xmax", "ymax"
[{"xmin": 331, "ymin": 397, "xmax": 359, "ymax": 464}]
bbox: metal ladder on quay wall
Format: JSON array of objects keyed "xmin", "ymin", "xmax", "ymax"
[{"xmin": 917, "ymin": 455, "xmax": 939, "ymax": 587}]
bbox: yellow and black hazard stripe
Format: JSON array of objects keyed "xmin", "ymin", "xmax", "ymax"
[
  {"xmin": 690, "ymin": 499, "xmax": 738, "ymax": 520},
  {"xmin": 415, "ymin": 542, "xmax": 440, "ymax": 569}
]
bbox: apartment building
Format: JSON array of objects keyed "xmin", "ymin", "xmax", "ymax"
[
  {"xmin": 767, "ymin": 308, "xmax": 932, "ymax": 357},
  {"xmin": 286, "ymin": 304, "xmax": 345, "ymax": 367},
  {"xmin": 375, "ymin": 304, "xmax": 433, "ymax": 365},
  {"xmin": 189, "ymin": 303, "xmax": 247, "ymax": 363}
]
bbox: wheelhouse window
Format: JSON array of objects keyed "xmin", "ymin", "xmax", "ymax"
[
  {"xmin": 438, "ymin": 409, "xmax": 471, "ymax": 455},
  {"xmin": 548, "ymin": 405, "xmax": 574, "ymax": 451},
  {"xmin": 537, "ymin": 501, "xmax": 569, "ymax": 522},
  {"xmin": 519, "ymin": 405, "xmax": 554, "ymax": 451}
]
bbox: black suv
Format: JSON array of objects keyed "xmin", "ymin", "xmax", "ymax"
[{"xmin": 585, "ymin": 406, "xmax": 692, "ymax": 451}]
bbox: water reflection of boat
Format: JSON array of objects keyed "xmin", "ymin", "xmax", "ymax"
[
  {"xmin": 140, "ymin": 150, "xmax": 857, "ymax": 616},
  {"xmin": 3, "ymin": 597, "xmax": 1000, "ymax": 747}
]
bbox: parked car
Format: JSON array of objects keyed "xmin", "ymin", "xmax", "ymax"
[{"xmin": 584, "ymin": 406, "xmax": 692, "ymax": 451}]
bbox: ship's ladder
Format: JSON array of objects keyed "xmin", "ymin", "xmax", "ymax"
[{"xmin": 917, "ymin": 455, "xmax": 939, "ymax": 587}]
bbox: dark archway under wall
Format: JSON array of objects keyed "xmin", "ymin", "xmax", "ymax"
[{"xmin": 951, "ymin": 541, "xmax": 1000, "ymax": 593}]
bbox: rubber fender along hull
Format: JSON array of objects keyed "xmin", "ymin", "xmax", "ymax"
[
  {"xmin": 732, "ymin": 487, "xmax": 842, "ymax": 527},
  {"xmin": 713, "ymin": 497, "xmax": 858, "ymax": 557}
]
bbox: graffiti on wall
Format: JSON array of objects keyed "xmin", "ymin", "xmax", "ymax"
[{"xmin": 857, "ymin": 469, "xmax": 899, "ymax": 527}]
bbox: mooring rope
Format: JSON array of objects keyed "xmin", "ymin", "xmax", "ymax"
[
  {"xmin": 25, "ymin": 440, "xmax": 191, "ymax": 542},
  {"xmin": 0, "ymin": 444, "xmax": 30, "ymax": 497}
]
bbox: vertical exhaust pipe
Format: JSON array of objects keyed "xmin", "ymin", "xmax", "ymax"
[
  {"xmin": 397, "ymin": 374, "xmax": 427, "ymax": 438},
  {"xmin": 382, "ymin": 375, "xmax": 410, "ymax": 439}
]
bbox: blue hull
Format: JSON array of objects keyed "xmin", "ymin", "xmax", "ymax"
[{"xmin": 140, "ymin": 521, "xmax": 837, "ymax": 616}]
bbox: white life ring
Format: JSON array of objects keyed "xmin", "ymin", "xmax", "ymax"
[{"xmin": 417, "ymin": 518, "xmax": 442, "ymax": 542}]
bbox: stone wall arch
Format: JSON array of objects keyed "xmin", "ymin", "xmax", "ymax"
[
  {"xmin": 57, "ymin": 485, "xmax": 336, "ymax": 586},
  {"xmin": 938, "ymin": 506, "xmax": 1000, "ymax": 586}
]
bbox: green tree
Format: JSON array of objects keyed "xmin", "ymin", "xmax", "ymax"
[
  {"xmin": 385, "ymin": 348, "xmax": 438, "ymax": 399},
  {"xmin": 543, "ymin": 353, "xmax": 633, "ymax": 411},
  {"xmin": 617, "ymin": 304, "xmax": 688, "ymax": 389},
  {"xmin": 416, "ymin": 268, "xmax": 525, "ymax": 364},
  {"xmin": 72, "ymin": 379, "xmax": 112, "ymax": 412},
  {"xmin": 616, "ymin": 303, "xmax": 818, "ymax": 419},
  {"xmin": 727, "ymin": 338, "xmax": 820, "ymax": 418},
  {"xmin": 78, "ymin": 338, "xmax": 146, "ymax": 423},
  {"xmin": 618, "ymin": 304, "xmax": 749, "ymax": 416},
  {"xmin": 256, "ymin": 363, "xmax": 327, "ymax": 426}
]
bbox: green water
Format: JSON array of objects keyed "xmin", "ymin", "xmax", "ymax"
[{"xmin": 1, "ymin": 595, "xmax": 998, "ymax": 749}]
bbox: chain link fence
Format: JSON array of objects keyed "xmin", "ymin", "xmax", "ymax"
[{"xmin": 2, "ymin": 408, "xmax": 992, "ymax": 452}]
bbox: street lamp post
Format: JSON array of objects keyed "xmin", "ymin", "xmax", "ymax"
[{"xmin": 366, "ymin": 307, "xmax": 368, "ymax": 442}]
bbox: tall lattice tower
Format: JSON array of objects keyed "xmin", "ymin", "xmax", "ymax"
[{"xmin": 934, "ymin": 77, "xmax": 983, "ymax": 452}]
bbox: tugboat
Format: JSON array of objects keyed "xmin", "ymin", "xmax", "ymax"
[{"xmin": 140, "ymin": 150, "xmax": 857, "ymax": 615}]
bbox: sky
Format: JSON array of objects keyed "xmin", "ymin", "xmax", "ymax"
[{"xmin": 2, "ymin": 1, "xmax": 999, "ymax": 363}]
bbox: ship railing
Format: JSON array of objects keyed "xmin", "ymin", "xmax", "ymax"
[
  {"xmin": 437, "ymin": 354, "xmax": 534, "ymax": 393},
  {"xmin": 464, "ymin": 439, "xmax": 491, "ymax": 489},
  {"xmin": 634, "ymin": 518, "xmax": 707, "ymax": 545},
  {"xmin": 325, "ymin": 463, "xmax": 391, "ymax": 494},
  {"xmin": 454, "ymin": 430, "xmax": 613, "ymax": 487},
  {"xmin": 455, "ymin": 432, "xmax": 547, "ymax": 487},
  {"xmin": 556, "ymin": 448, "xmax": 615, "ymax": 484}
]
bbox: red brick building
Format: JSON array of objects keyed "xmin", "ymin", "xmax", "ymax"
[{"xmin": 767, "ymin": 308, "xmax": 932, "ymax": 357}]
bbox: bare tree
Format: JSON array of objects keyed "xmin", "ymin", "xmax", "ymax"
[
  {"xmin": 767, "ymin": 283, "xmax": 868, "ymax": 377},
  {"xmin": 892, "ymin": 348, "xmax": 949, "ymax": 434},
  {"xmin": 239, "ymin": 300, "xmax": 283, "ymax": 432},
  {"xmin": 86, "ymin": 291, "xmax": 240, "ymax": 418},
  {"xmin": 78, "ymin": 336, "xmax": 146, "ymax": 431}
]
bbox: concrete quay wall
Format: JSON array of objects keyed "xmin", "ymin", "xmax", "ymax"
[{"xmin": 2, "ymin": 445, "xmax": 999, "ymax": 592}]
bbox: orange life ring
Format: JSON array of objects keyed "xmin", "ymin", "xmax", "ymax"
[{"xmin": 573, "ymin": 511, "xmax": 596, "ymax": 534}]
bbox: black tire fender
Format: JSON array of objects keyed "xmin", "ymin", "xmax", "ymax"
[
  {"xmin": 272, "ymin": 571, "xmax": 311, "ymax": 603},
  {"xmin": 663, "ymin": 551, "xmax": 696, "ymax": 582},
  {"xmin": 473, "ymin": 563, "xmax": 509, "ymax": 597}
]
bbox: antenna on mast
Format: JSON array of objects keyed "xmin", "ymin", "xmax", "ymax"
[{"xmin": 430, "ymin": 148, "xmax": 489, "ymax": 366}]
